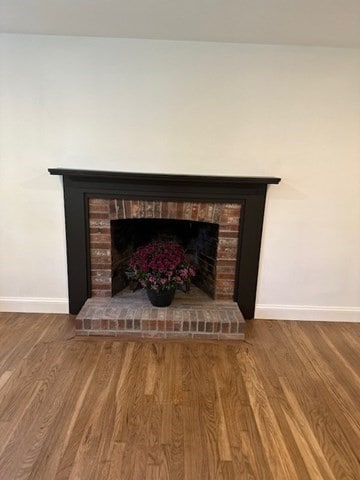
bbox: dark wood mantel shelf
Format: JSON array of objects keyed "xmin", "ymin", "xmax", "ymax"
[
  {"xmin": 49, "ymin": 168, "xmax": 280, "ymax": 186},
  {"xmin": 49, "ymin": 168, "xmax": 281, "ymax": 318}
]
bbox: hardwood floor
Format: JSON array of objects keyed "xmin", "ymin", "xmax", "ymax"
[{"xmin": 0, "ymin": 313, "xmax": 359, "ymax": 479}]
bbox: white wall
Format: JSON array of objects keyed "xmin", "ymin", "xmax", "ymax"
[{"xmin": 1, "ymin": 34, "xmax": 359, "ymax": 320}]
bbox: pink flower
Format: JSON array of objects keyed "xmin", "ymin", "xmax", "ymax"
[{"xmin": 128, "ymin": 240, "xmax": 196, "ymax": 292}]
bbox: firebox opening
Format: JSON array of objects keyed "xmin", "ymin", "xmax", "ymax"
[{"xmin": 111, "ymin": 218, "xmax": 219, "ymax": 299}]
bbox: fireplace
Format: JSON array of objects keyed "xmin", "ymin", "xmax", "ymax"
[{"xmin": 49, "ymin": 169, "xmax": 280, "ymax": 322}]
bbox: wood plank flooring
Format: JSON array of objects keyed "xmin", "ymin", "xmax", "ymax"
[{"xmin": 0, "ymin": 312, "xmax": 359, "ymax": 479}]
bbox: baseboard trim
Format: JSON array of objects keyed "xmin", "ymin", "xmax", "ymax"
[
  {"xmin": 255, "ymin": 304, "xmax": 360, "ymax": 322},
  {"xmin": 0, "ymin": 297, "xmax": 69, "ymax": 314},
  {"xmin": 1, "ymin": 298, "xmax": 359, "ymax": 321}
]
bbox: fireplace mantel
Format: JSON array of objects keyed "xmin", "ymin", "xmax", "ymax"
[
  {"xmin": 49, "ymin": 168, "xmax": 279, "ymax": 184},
  {"xmin": 49, "ymin": 168, "xmax": 280, "ymax": 318}
]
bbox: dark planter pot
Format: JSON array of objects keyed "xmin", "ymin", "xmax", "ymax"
[{"xmin": 146, "ymin": 288, "xmax": 175, "ymax": 307}]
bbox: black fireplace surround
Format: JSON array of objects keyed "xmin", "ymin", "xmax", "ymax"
[{"xmin": 49, "ymin": 169, "xmax": 280, "ymax": 319}]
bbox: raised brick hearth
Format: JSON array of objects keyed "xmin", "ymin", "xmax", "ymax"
[{"xmin": 76, "ymin": 286, "xmax": 245, "ymax": 340}]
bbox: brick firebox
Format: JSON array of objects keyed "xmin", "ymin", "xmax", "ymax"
[{"xmin": 89, "ymin": 198, "xmax": 241, "ymax": 301}]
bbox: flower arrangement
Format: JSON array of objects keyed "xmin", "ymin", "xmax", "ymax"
[{"xmin": 127, "ymin": 240, "xmax": 196, "ymax": 292}]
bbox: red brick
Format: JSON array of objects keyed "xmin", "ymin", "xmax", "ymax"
[
  {"xmin": 213, "ymin": 205, "xmax": 222, "ymax": 223},
  {"xmin": 216, "ymin": 280, "xmax": 234, "ymax": 289},
  {"xmin": 167, "ymin": 202, "xmax": 177, "ymax": 219},
  {"xmin": 116, "ymin": 200, "xmax": 125, "ymax": 219},
  {"xmin": 88, "ymin": 198, "xmax": 109, "ymax": 207},
  {"xmin": 89, "ymin": 219, "xmax": 110, "ymax": 228},
  {"xmin": 154, "ymin": 201, "xmax": 162, "ymax": 218},
  {"xmin": 191, "ymin": 203, "xmax": 199, "ymax": 220},
  {"xmin": 183, "ymin": 202, "xmax": 192, "ymax": 220},
  {"xmin": 75, "ymin": 319, "xmax": 83, "ymax": 330},
  {"xmin": 198, "ymin": 321, "xmax": 205, "ymax": 332},
  {"xmin": 215, "ymin": 293, "xmax": 233, "ymax": 301},
  {"xmin": 217, "ymin": 273, "xmax": 236, "ymax": 279},
  {"xmin": 217, "ymin": 289, "xmax": 234, "ymax": 297},
  {"xmin": 221, "ymin": 322, "xmax": 230, "ymax": 333},
  {"xmin": 91, "ymin": 242, "xmax": 112, "ymax": 249},
  {"xmin": 176, "ymin": 202, "xmax": 184, "ymax": 219},
  {"xmin": 89, "ymin": 204, "xmax": 109, "ymax": 213},
  {"xmin": 90, "ymin": 247, "xmax": 111, "ymax": 255},
  {"xmin": 92, "ymin": 268, "xmax": 111, "ymax": 275},
  {"xmin": 91, "ymin": 289, "xmax": 111, "ymax": 297},
  {"xmin": 217, "ymin": 245, "xmax": 237, "ymax": 259},
  {"xmin": 124, "ymin": 201, "xmax": 132, "ymax": 218},
  {"xmin": 138, "ymin": 201, "xmax": 146, "ymax": 218},
  {"xmin": 109, "ymin": 200, "xmax": 117, "ymax": 218},
  {"xmin": 230, "ymin": 322, "xmax": 238, "ymax": 333},
  {"xmin": 221, "ymin": 205, "xmax": 241, "ymax": 215},
  {"xmin": 92, "ymin": 319, "xmax": 101, "ymax": 330},
  {"xmin": 218, "ymin": 238, "xmax": 238, "ymax": 248},
  {"xmin": 218, "ymin": 231, "xmax": 239, "ymax": 239},
  {"xmin": 90, "ymin": 234, "xmax": 111, "ymax": 243},
  {"xmin": 219, "ymin": 215, "xmax": 240, "ymax": 226},
  {"xmin": 217, "ymin": 265, "xmax": 236, "ymax": 274},
  {"xmin": 206, "ymin": 204, "xmax": 215, "ymax": 222},
  {"xmin": 90, "ymin": 264, "xmax": 111, "ymax": 274},
  {"xmin": 197, "ymin": 203, "xmax": 208, "ymax": 221},
  {"xmin": 92, "ymin": 278, "xmax": 111, "ymax": 287},
  {"xmin": 130, "ymin": 200, "xmax": 140, "ymax": 217},
  {"xmin": 90, "ymin": 263, "xmax": 111, "ymax": 271},
  {"xmin": 218, "ymin": 224, "xmax": 240, "ymax": 232},
  {"xmin": 84, "ymin": 319, "xmax": 92, "ymax": 330},
  {"xmin": 101, "ymin": 319, "xmax": 109, "ymax": 330},
  {"xmin": 216, "ymin": 259, "xmax": 237, "ymax": 267},
  {"xmin": 145, "ymin": 201, "xmax": 155, "ymax": 218},
  {"xmin": 90, "ymin": 227, "xmax": 111, "ymax": 235},
  {"xmin": 90, "ymin": 254, "xmax": 111, "ymax": 263},
  {"xmin": 224, "ymin": 202, "xmax": 241, "ymax": 209},
  {"xmin": 142, "ymin": 320, "xmax": 151, "ymax": 330},
  {"xmin": 161, "ymin": 202, "xmax": 168, "ymax": 218},
  {"xmin": 89, "ymin": 212, "xmax": 110, "ymax": 220},
  {"xmin": 205, "ymin": 322, "xmax": 213, "ymax": 333}
]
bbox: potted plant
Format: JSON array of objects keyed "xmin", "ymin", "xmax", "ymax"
[{"xmin": 127, "ymin": 240, "xmax": 196, "ymax": 307}]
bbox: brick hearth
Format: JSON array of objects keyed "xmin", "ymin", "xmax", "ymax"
[{"xmin": 76, "ymin": 286, "xmax": 245, "ymax": 340}]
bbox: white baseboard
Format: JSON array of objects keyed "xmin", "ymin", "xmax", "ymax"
[
  {"xmin": 255, "ymin": 304, "xmax": 360, "ymax": 322},
  {"xmin": 1, "ymin": 298, "xmax": 359, "ymax": 322},
  {"xmin": 0, "ymin": 297, "xmax": 69, "ymax": 314}
]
